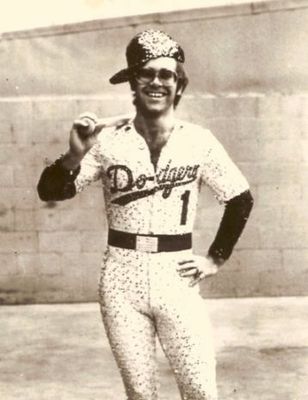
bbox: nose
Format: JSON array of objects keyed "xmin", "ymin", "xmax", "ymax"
[{"xmin": 150, "ymin": 74, "xmax": 163, "ymax": 86}]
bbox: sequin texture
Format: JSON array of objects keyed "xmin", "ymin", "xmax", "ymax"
[
  {"xmin": 75, "ymin": 118, "xmax": 249, "ymax": 227},
  {"xmin": 109, "ymin": 29, "xmax": 185, "ymax": 84},
  {"xmin": 74, "ymin": 117, "xmax": 250, "ymax": 400},
  {"xmin": 99, "ymin": 247, "xmax": 218, "ymax": 400},
  {"xmin": 136, "ymin": 29, "xmax": 184, "ymax": 63}
]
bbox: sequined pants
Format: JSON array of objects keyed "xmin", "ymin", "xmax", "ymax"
[{"xmin": 99, "ymin": 246, "xmax": 218, "ymax": 400}]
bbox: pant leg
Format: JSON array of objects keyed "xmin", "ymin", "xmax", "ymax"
[
  {"xmin": 99, "ymin": 248, "xmax": 158, "ymax": 400},
  {"xmin": 150, "ymin": 252, "xmax": 218, "ymax": 400}
]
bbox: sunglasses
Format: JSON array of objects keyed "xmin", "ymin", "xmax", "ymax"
[{"xmin": 134, "ymin": 68, "xmax": 178, "ymax": 85}]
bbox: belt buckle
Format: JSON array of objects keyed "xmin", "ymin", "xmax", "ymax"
[{"xmin": 136, "ymin": 235, "xmax": 158, "ymax": 253}]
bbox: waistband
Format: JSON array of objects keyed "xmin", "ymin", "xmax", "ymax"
[{"xmin": 108, "ymin": 229, "xmax": 192, "ymax": 253}]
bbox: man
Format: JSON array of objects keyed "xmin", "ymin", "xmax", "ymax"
[{"xmin": 38, "ymin": 29, "xmax": 253, "ymax": 400}]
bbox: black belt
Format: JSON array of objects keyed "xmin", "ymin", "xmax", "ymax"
[{"xmin": 108, "ymin": 229, "xmax": 192, "ymax": 253}]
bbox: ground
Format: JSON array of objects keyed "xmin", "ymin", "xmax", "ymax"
[{"xmin": 1, "ymin": 297, "xmax": 307, "ymax": 400}]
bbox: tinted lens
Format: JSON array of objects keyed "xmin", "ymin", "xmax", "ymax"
[
  {"xmin": 158, "ymin": 68, "xmax": 176, "ymax": 82},
  {"xmin": 136, "ymin": 68, "xmax": 155, "ymax": 83},
  {"xmin": 135, "ymin": 68, "xmax": 177, "ymax": 84}
]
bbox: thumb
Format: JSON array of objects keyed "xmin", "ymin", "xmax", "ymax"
[{"xmin": 73, "ymin": 118, "xmax": 97, "ymax": 139}]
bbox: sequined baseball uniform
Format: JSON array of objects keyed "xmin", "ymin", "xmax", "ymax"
[{"xmin": 72, "ymin": 117, "xmax": 249, "ymax": 400}]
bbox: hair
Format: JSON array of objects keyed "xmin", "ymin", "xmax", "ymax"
[
  {"xmin": 174, "ymin": 62, "xmax": 189, "ymax": 108},
  {"xmin": 129, "ymin": 61, "xmax": 189, "ymax": 109}
]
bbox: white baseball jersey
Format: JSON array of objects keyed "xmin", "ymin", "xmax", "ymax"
[{"xmin": 75, "ymin": 118, "xmax": 249, "ymax": 235}]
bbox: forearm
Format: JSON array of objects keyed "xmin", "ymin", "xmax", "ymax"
[
  {"xmin": 207, "ymin": 190, "xmax": 254, "ymax": 266},
  {"xmin": 37, "ymin": 154, "xmax": 81, "ymax": 201},
  {"xmin": 37, "ymin": 111, "xmax": 111, "ymax": 202}
]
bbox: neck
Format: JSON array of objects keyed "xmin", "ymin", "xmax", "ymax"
[{"xmin": 134, "ymin": 108, "xmax": 175, "ymax": 141}]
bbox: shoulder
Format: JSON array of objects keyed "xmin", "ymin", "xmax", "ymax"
[{"xmin": 176, "ymin": 120, "xmax": 221, "ymax": 147}]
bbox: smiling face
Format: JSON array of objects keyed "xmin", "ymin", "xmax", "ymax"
[{"xmin": 132, "ymin": 57, "xmax": 181, "ymax": 117}]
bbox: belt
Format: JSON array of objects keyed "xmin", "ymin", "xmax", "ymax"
[{"xmin": 108, "ymin": 229, "xmax": 192, "ymax": 253}]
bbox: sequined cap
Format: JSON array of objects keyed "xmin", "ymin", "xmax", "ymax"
[{"xmin": 109, "ymin": 29, "xmax": 185, "ymax": 84}]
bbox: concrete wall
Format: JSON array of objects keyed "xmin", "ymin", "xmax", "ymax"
[{"xmin": 0, "ymin": 0, "xmax": 307, "ymax": 303}]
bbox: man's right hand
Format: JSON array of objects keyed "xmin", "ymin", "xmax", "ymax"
[
  {"xmin": 61, "ymin": 112, "xmax": 99, "ymax": 170},
  {"xmin": 61, "ymin": 112, "xmax": 132, "ymax": 171},
  {"xmin": 71, "ymin": 113, "xmax": 100, "ymax": 156}
]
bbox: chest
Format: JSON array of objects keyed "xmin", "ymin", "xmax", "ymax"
[
  {"xmin": 144, "ymin": 135, "xmax": 170, "ymax": 170},
  {"xmin": 102, "ymin": 146, "xmax": 202, "ymax": 197}
]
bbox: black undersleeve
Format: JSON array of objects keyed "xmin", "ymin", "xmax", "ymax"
[
  {"xmin": 37, "ymin": 158, "xmax": 80, "ymax": 201},
  {"xmin": 207, "ymin": 190, "xmax": 254, "ymax": 265},
  {"xmin": 37, "ymin": 160, "xmax": 253, "ymax": 265}
]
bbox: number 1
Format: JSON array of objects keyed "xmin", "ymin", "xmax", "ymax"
[{"xmin": 180, "ymin": 190, "xmax": 190, "ymax": 225}]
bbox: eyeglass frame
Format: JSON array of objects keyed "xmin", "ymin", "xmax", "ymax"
[{"xmin": 133, "ymin": 67, "xmax": 178, "ymax": 85}]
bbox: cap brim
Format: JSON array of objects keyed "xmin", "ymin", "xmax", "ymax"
[{"xmin": 109, "ymin": 67, "xmax": 134, "ymax": 85}]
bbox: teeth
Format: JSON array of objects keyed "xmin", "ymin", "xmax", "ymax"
[{"xmin": 147, "ymin": 92, "xmax": 164, "ymax": 98}]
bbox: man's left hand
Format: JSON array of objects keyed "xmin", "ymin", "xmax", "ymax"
[{"xmin": 177, "ymin": 255, "xmax": 219, "ymax": 287}]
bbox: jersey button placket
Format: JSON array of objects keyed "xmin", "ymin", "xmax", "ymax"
[
  {"xmin": 137, "ymin": 142, "xmax": 155, "ymax": 235},
  {"xmin": 148, "ymin": 174, "xmax": 160, "ymax": 235},
  {"xmin": 149, "ymin": 143, "xmax": 169, "ymax": 235}
]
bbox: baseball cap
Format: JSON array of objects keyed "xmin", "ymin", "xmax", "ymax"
[{"xmin": 109, "ymin": 29, "xmax": 185, "ymax": 85}]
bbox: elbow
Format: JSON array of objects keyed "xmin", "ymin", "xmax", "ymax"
[
  {"xmin": 225, "ymin": 189, "xmax": 254, "ymax": 217},
  {"xmin": 37, "ymin": 167, "xmax": 52, "ymax": 202},
  {"xmin": 37, "ymin": 177, "xmax": 77, "ymax": 202},
  {"xmin": 247, "ymin": 190, "xmax": 254, "ymax": 213},
  {"xmin": 241, "ymin": 190, "xmax": 254, "ymax": 222},
  {"xmin": 37, "ymin": 168, "xmax": 56, "ymax": 202},
  {"xmin": 37, "ymin": 180, "xmax": 51, "ymax": 202},
  {"xmin": 246, "ymin": 189, "xmax": 254, "ymax": 210},
  {"xmin": 227, "ymin": 189, "xmax": 254, "ymax": 207}
]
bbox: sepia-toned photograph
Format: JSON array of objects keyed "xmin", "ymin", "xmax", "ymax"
[{"xmin": 0, "ymin": 0, "xmax": 307, "ymax": 399}]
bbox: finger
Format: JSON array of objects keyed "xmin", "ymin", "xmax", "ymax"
[
  {"xmin": 73, "ymin": 119, "xmax": 90, "ymax": 128},
  {"xmin": 176, "ymin": 266, "xmax": 197, "ymax": 273},
  {"xmin": 179, "ymin": 268, "xmax": 198, "ymax": 277},
  {"xmin": 178, "ymin": 259, "xmax": 195, "ymax": 266},
  {"xmin": 189, "ymin": 269, "xmax": 218, "ymax": 286},
  {"xmin": 189, "ymin": 275, "xmax": 203, "ymax": 287},
  {"xmin": 189, "ymin": 277, "xmax": 201, "ymax": 287},
  {"xmin": 78, "ymin": 112, "xmax": 98, "ymax": 123},
  {"xmin": 76, "ymin": 121, "xmax": 97, "ymax": 139},
  {"xmin": 189, "ymin": 271, "xmax": 208, "ymax": 287}
]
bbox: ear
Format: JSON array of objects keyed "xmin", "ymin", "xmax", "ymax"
[
  {"xmin": 176, "ymin": 78, "xmax": 187, "ymax": 96},
  {"xmin": 174, "ymin": 80, "xmax": 187, "ymax": 108},
  {"xmin": 176, "ymin": 86, "xmax": 184, "ymax": 96}
]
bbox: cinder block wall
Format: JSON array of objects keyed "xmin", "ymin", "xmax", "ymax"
[{"xmin": 0, "ymin": 0, "xmax": 307, "ymax": 303}]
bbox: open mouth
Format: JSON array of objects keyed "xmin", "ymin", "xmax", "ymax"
[{"xmin": 145, "ymin": 91, "xmax": 166, "ymax": 98}]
